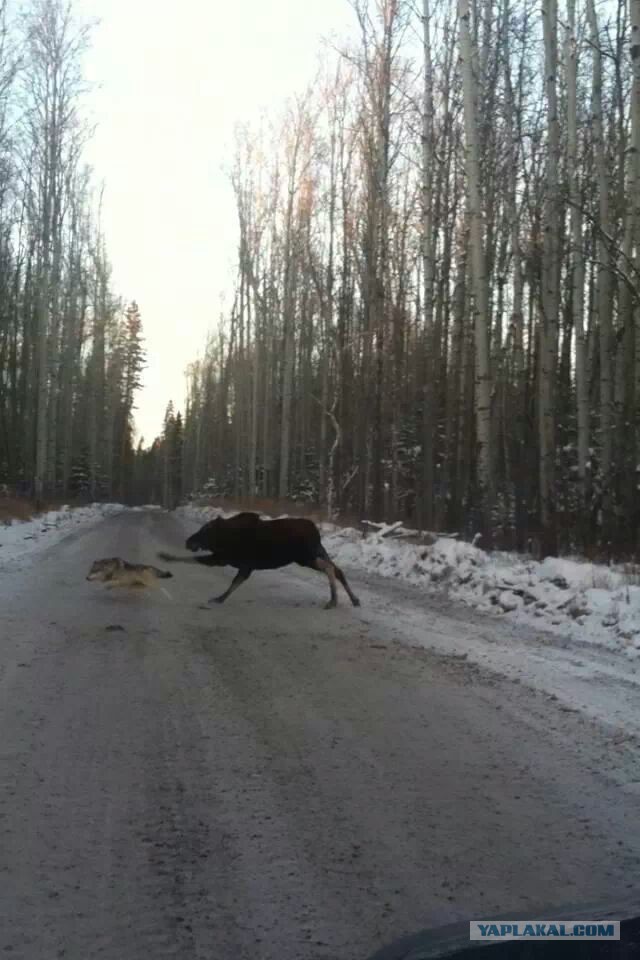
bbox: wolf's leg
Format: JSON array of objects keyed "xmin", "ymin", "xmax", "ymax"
[{"xmin": 208, "ymin": 568, "xmax": 252, "ymax": 605}]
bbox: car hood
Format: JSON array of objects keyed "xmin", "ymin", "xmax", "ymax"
[{"xmin": 365, "ymin": 897, "xmax": 640, "ymax": 960}]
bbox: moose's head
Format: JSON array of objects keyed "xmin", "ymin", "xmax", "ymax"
[{"xmin": 185, "ymin": 517, "xmax": 222, "ymax": 552}]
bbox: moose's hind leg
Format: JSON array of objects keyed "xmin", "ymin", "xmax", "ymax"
[
  {"xmin": 314, "ymin": 556, "xmax": 339, "ymax": 609},
  {"xmin": 334, "ymin": 563, "xmax": 361, "ymax": 607}
]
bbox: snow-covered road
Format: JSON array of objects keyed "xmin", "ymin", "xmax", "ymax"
[{"xmin": 0, "ymin": 506, "xmax": 638, "ymax": 959}]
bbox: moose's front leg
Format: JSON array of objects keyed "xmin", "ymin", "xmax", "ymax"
[{"xmin": 208, "ymin": 567, "xmax": 252, "ymax": 605}]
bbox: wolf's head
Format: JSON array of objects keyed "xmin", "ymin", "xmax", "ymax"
[{"xmin": 86, "ymin": 558, "xmax": 123, "ymax": 582}]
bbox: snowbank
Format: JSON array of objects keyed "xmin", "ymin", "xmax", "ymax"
[
  {"xmin": 0, "ymin": 503, "xmax": 126, "ymax": 565},
  {"xmin": 176, "ymin": 504, "xmax": 640, "ymax": 658}
]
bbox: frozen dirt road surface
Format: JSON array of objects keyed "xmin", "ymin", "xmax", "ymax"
[{"xmin": 1, "ymin": 509, "xmax": 639, "ymax": 960}]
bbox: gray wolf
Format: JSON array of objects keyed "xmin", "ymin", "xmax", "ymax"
[
  {"xmin": 86, "ymin": 557, "xmax": 173, "ymax": 588},
  {"xmin": 158, "ymin": 511, "xmax": 360, "ymax": 609}
]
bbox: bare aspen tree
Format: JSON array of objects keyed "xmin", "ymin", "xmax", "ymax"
[
  {"xmin": 566, "ymin": 0, "xmax": 589, "ymax": 507},
  {"xmin": 248, "ymin": 267, "xmax": 259, "ymax": 498},
  {"xmin": 261, "ymin": 162, "xmax": 280, "ymax": 498},
  {"xmin": 312, "ymin": 70, "xmax": 341, "ymax": 507},
  {"xmin": 278, "ymin": 103, "xmax": 308, "ymax": 498},
  {"xmin": 539, "ymin": 0, "xmax": 560, "ymax": 555},
  {"xmin": 587, "ymin": 0, "xmax": 613, "ymax": 535},
  {"xmin": 89, "ymin": 216, "xmax": 108, "ymax": 498},
  {"xmin": 630, "ymin": 0, "xmax": 640, "ymax": 522},
  {"xmin": 502, "ymin": 0, "xmax": 527, "ymax": 541},
  {"xmin": 421, "ymin": 0, "xmax": 436, "ymax": 527},
  {"xmin": 459, "ymin": 0, "xmax": 493, "ymax": 542},
  {"xmin": 58, "ymin": 166, "xmax": 88, "ymax": 493}
]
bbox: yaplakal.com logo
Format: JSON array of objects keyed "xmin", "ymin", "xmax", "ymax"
[{"xmin": 470, "ymin": 920, "xmax": 620, "ymax": 941}]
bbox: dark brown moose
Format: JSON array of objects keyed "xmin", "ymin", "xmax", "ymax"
[{"xmin": 159, "ymin": 511, "xmax": 361, "ymax": 609}]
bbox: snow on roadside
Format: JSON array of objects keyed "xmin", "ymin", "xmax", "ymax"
[
  {"xmin": 176, "ymin": 504, "xmax": 640, "ymax": 659},
  {"xmin": 325, "ymin": 525, "xmax": 640, "ymax": 659},
  {"xmin": 0, "ymin": 503, "xmax": 126, "ymax": 566}
]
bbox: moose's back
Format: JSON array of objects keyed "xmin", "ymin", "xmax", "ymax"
[{"xmin": 212, "ymin": 515, "xmax": 324, "ymax": 570}]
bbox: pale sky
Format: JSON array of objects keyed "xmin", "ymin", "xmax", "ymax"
[{"xmin": 78, "ymin": 0, "xmax": 353, "ymax": 444}]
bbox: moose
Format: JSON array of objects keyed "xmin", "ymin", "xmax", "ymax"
[{"xmin": 159, "ymin": 511, "xmax": 361, "ymax": 609}]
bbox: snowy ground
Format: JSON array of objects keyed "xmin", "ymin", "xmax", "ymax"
[
  {"xmin": 325, "ymin": 524, "xmax": 640, "ymax": 661},
  {"xmin": 0, "ymin": 502, "xmax": 126, "ymax": 567}
]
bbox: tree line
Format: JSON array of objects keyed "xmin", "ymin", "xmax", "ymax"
[
  {"xmin": 4, "ymin": 0, "xmax": 639, "ymax": 558},
  {"xmin": 0, "ymin": 0, "xmax": 145, "ymax": 505},
  {"xmin": 151, "ymin": 0, "xmax": 640, "ymax": 558}
]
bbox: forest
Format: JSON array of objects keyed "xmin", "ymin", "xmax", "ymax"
[
  {"xmin": 2, "ymin": 0, "xmax": 640, "ymax": 559},
  {"xmin": 0, "ymin": 0, "xmax": 145, "ymax": 505},
  {"xmin": 151, "ymin": 0, "xmax": 640, "ymax": 557}
]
